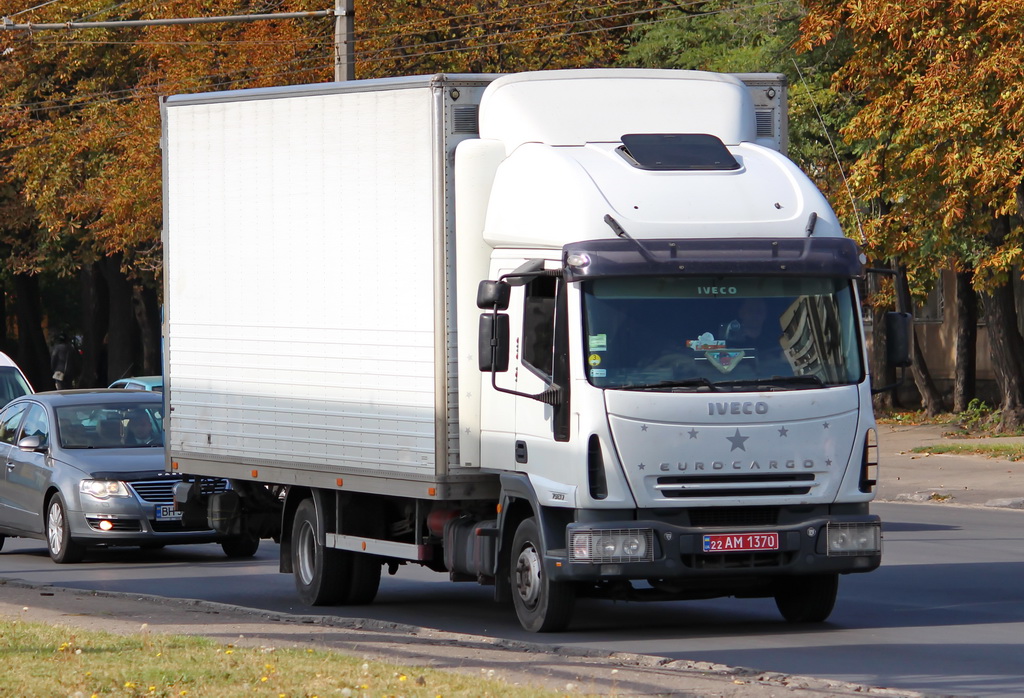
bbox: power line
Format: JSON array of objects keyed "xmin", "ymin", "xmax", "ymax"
[
  {"xmin": 0, "ymin": 9, "xmax": 333, "ymax": 30},
  {"xmin": 1, "ymin": 0, "xmax": 787, "ymax": 113}
]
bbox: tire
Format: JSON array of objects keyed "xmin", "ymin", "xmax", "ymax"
[
  {"xmin": 510, "ymin": 517, "xmax": 575, "ymax": 632},
  {"xmin": 221, "ymin": 531, "xmax": 260, "ymax": 558},
  {"xmin": 0, "ymin": 535, "xmax": 5, "ymax": 552},
  {"xmin": 774, "ymin": 574, "xmax": 839, "ymax": 623},
  {"xmin": 345, "ymin": 553, "xmax": 382, "ymax": 605},
  {"xmin": 46, "ymin": 493, "xmax": 85, "ymax": 564},
  {"xmin": 291, "ymin": 499, "xmax": 350, "ymax": 605}
]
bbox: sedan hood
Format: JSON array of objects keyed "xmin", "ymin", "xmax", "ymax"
[{"xmin": 58, "ymin": 447, "xmax": 168, "ymax": 480}]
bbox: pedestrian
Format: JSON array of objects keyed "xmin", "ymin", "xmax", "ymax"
[{"xmin": 50, "ymin": 333, "xmax": 74, "ymax": 389}]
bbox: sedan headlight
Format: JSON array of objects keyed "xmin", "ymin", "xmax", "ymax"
[{"xmin": 80, "ymin": 479, "xmax": 130, "ymax": 499}]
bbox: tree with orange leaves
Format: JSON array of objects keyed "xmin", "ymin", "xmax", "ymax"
[{"xmin": 798, "ymin": 0, "xmax": 1024, "ymax": 427}]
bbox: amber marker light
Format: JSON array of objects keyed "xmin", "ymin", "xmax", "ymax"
[
  {"xmin": 428, "ymin": 487, "xmax": 436, "ymax": 496},
  {"xmin": 336, "ymin": 478, "xmax": 344, "ymax": 487},
  {"xmin": 171, "ymin": 461, "xmax": 178, "ymax": 470},
  {"xmin": 251, "ymin": 470, "xmax": 259, "ymax": 478}
]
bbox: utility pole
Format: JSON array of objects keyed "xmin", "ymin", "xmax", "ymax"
[{"xmin": 335, "ymin": 0, "xmax": 354, "ymax": 81}]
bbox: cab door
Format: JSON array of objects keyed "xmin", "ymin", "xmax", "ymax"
[{"xmin": 508, "ymin": 275, "xmax": 572, "ymax": 496}]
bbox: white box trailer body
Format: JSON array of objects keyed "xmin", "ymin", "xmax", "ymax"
[
  {"xmin": 162, "ymin": 70, "xmax": 900, "ymax": 633},
  {"xmin": 162, "ymin": 76, "xmax": 497, "ymax": 499}
]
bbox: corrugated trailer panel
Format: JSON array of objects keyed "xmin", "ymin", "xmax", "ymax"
[{"xmin": 164, "ymin": 85, "xmax": 443, "ymax": 481}]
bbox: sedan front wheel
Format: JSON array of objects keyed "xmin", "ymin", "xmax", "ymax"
[{"xmin": 46, "ymin": 493, "xmax": 85, "ymax": 564}]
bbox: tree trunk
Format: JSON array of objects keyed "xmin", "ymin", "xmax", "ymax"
[
  {"xmin": 10, "ymin": 273, "xmax": 52, "ymax": 389},
  {"xmin": 894, "ymin": 264, "xmax": 944, "ymax": 414},
  {"xmin": 867, "ymin": 263, "xmax": 896, "ymax": 411},
  {"xmin": 78, "ymin": 262, "xmax": 109, "ymax": 389},
  {"xmin": 953, "ymin": 269, "xmax": 978, "ymax": 413},
  {"xmin": 99, "ymin": 255, "xmax": 140, "ymax": 385},
  {"xmin": 981, "ymin": 282, "xmax": 1024, "ymax": 430},
  {"xmin": 0, "ymin": 280, "xmax": 9, "ymax": 355},
  {"xmin": 132, "ymin": 283, "xmax": 162, "ymax": 375},
  {"xmin": 911, "ymin": 326, "xmax": 946, "ymax": 416},
  {"xmin": 982, "ymin": 216, "xmax": 1024, "ymax": 431}
]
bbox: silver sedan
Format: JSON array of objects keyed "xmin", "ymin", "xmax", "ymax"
[{"xmin": 0, "ymin": 390, "xmax": 256, "ymax": 562}]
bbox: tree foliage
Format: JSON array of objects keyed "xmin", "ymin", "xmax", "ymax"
[
  {"xmin": 798, "ymin": 0, "xmax": 1024, "ymax": 424},
  {"xmin": 0, "ymin": 0, "xmax": 655, "ymax": 383},
  {"xmin": 355, "ymin": 0, "xmax": 657, "ymax": 77},
  {"xmin": 798, "ymin": 0, "xmax": 1024, "ymax": 287}
]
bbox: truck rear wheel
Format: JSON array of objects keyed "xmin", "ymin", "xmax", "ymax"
[
  {"xmin": 511, "ymin": 517, "xmax": 574, "ymax": 632},
  {"xmin": 292, "ymin": 499, "xmax": 349, "ymax": 605},
  {"xmin": 774, "ymin": 574, "xmax": 839, "ymax": 623}
]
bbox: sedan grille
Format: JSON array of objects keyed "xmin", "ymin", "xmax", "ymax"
[{"xmin": 129, "ymin": 478, "xmax": 228, "ymax": 504}]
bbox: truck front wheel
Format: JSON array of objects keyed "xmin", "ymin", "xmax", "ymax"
[
  {"xmin": 774, "ymin": 573, "xmax": 839, "ymax": 623},
  {"xmin": 292, "ymin": 499, "xmax": 349, "ymax": 605},
  {"xmin": 510, "ymin": 517, "xmax": 574, "ymax": 632}
]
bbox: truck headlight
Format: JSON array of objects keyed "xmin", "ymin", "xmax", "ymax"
[
  {"xmin": 80, "ymin": 480, "xmax": 130, "ymax": 499},
  {"xmin": 826, "ymin": 522, "xmax": 881, "ymax": 556},
  {"xmin": 570, "ymin": 529, "xmax": 654, "ymax": 563}
]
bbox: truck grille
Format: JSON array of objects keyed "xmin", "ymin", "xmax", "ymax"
[
  {"xmin": 683, "ymin": 551, "xmax": 795, "ymax": 570},
  {"xmin": 657, "ymin": 473, "xmax": 815, "ymax": 498},
  {"xmin": 689, "ymin": 507, "xmax": 779, "ymax": 527},
  {"xmin": 129, "ymin": 478, "xmax": 228, "ymax": 504}
]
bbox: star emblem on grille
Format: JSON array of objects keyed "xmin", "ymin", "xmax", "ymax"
[{"xmin": 726, "ymin": 429, "xmax": 749, "ymax": 452}]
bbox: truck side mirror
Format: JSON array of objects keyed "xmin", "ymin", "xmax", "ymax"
[
  {"xmin": 885, "ymin": 311, "xmax": 913, "ymax": 368},
  {"xmin": 478, "ymin": 313, "xmax": 510, "ymax": 372},
  {"xmin": 477, "ymin": 280, "xmax": 511, "ymax": 310}
]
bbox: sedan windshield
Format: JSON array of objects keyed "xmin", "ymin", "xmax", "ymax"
[
  {"xmin": 581, "ymin": 275, "xmax": 863, "ymax": 391},
  {"xmin": 56, "ymin": 403, "xmax": 165, "ymax": 449}
]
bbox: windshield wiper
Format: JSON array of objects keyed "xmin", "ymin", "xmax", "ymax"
[
  {"xmin": 617, "ymin": 377, "xmax": 721, "ymax": 392},
  {"xmin": 717, "ymin": 375, "xmax": 827, "ymax": 390}
]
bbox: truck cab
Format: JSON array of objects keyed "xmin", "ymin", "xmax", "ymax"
[{"xmin": 457, "ymin": 70, "xmax": 888, "ymax": 631}]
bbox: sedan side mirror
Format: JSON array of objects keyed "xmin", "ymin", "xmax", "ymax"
[{"xmin": 17, "ymin": 435, "xmax": 45, "ymax": 452}]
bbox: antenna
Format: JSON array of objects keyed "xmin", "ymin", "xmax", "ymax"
[{"xmin": 791, "ymin": 59, "xmax": 866, "ymax": 245}]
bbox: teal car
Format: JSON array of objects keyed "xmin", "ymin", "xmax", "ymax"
[{"xmin": 108, "ymin": 376, "xmax": 163, "ymax": 392}]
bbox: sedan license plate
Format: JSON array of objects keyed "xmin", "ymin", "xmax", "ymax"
[
  {"xmin": 155, "ymin": 505, "xmax": 181, "ymax": 521},
  {"xmin": 703, "ymin": 532, "xmax": 779, "ymax": 553}
]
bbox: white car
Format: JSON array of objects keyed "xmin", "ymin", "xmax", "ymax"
[{"xmin": 0, "ymin": 352, "xmax": 33, "ymax": 407}]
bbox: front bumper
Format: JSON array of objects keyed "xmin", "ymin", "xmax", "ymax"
[
  {"xmin": 65, "ymin": 477, "xmax": 231, "ymax": 547},
  {"xmin": 548, "ymin": 514, "xmax": 881, "ymax": 583}
]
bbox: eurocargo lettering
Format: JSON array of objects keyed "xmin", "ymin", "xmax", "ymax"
[{"xmin": 160, "ymin": 70, "xmax": 911, "ymax": 632}]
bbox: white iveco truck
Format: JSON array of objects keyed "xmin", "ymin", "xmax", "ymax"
[{"xmin": 161, "ymin": 69, "xmax": 909, "ymax": 632}]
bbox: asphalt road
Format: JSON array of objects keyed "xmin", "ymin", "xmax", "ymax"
[{"xmin": 3, "ymin": 500, "xmax": 1023, "ymax": 697}]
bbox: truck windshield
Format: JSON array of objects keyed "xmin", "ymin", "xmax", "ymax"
[{"xmin": 580, "ymin": 275, "xmax": 863, "ymax": 391}]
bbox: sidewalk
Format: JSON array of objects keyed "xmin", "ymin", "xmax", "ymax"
[{"xmin": 876, "ymin": 423, "xmax": 1024, "ymax": 508}]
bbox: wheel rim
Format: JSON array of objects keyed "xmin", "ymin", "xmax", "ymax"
[
  {"xmin": 295, "ymin": 520, "xmax": 317, "ymax": 586},
  {"xmin": 47, "ymin": 500, "xmax": 65, "ymax": 555},
  {"xmin": 514, "ymin": 543, "xmax": 542, "ymax": 609}
]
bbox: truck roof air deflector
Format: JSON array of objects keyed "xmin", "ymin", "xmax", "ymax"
[{"xmin": 618, "ymin": 134, "xmax": 740, "ymax": 171}]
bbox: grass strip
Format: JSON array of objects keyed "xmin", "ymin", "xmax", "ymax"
[
  {"xmin": 0, "ymin": 617, "xmax": 563, "ymax": 697},
  {"xmin": 911, "ymin": 443, "xmax": 1024, "ymax": 461}
]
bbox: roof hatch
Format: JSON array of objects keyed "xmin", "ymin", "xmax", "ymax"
[{"xmin": 618, "ymin": 133, "xmax": 740, "ymax": 171}]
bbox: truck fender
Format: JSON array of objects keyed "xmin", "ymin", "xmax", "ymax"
[
  {"xmin": 493, "ymin": 473, "xmax": 573, "ymax": 603},
  {"xmin": 280, "ymin": 487, "xmax": 330, "ymax": 574}
]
